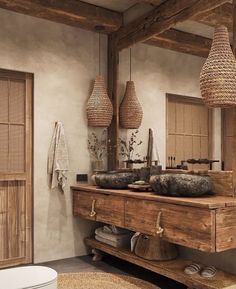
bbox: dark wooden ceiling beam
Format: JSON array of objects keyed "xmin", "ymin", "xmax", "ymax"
[
  {"xmin": 116, "ymin": 0, "xmax": 229, "ymax": 51},
  {"xmin": 145, "ymin": 28, "xmax": 212, "ymax": 58},
  {"xmin": 193, "ymin": 3, "xmax": 233, "ymax": 32},
  {"xmin": 0, "ymin": 0, "xmax": 123, "ymax": 33},
  {"xmin": 137, "ymin": 0, "xmax": 166, "ymax": 6}
]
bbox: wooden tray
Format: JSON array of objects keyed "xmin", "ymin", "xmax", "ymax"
[{"xmin": 128, "ymin": 184, "xmax": 152, "ymax": 192}]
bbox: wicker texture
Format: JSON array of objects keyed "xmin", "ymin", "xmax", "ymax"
[
  {"xmin": 58, "ymin": 272, "xmax": 160, "ymax": 289},
  {"xmin": 200, "ymin": 25, "xmax": 236, "ymax": 108},
  {"xmin": 87, "ymin": 75, "xmax": 113, "ymax": 127},
  {"xmin": 119, "ymin": 81, "xmax": 143, "ymax": 129}
]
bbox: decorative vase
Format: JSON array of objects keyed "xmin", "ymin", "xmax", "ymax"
[
  {"xmin": 200, "ymin": 25, "xmax": 236, "ymax": 108},
  {"xmin": 87, "ymin": 75, "xmax": 113, "ymax": 127},
  {"xmin": 91, "ymin": 160, "xmax": 104, "ymax": 172},
  {"xmin": 119, "ymin": 81, "xmax": 143, "ymax": 129}
]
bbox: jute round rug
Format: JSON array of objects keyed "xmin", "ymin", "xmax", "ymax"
[{"xmin": 58, "ymin": 272, "xmax": 160, "ymax": 289}]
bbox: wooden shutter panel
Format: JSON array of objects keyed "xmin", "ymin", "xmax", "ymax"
[
  {"xmin": 0, "ymin": 69, "xmax": 32, "ymax": 268},
  {"xmin": 166, "ymin": 94, "xmax": 212, "ymax": 170}
]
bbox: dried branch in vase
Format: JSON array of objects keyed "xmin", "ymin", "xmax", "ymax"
[
  {"xmin": 88, "ymin": 129, "xmax": 107, "ymax": 161},
  {"xmin": 119, "ymin": 130, "xmax": 143, "ymax": 163}
]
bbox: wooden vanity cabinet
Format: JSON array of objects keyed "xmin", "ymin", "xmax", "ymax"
[
  {"xmin": 73, "ymin": 191, "xmax": 125, "ymax": 227},
  {"xmin": 72, "ymin": 185, "xmax": 236, "ymax": 253},
  {"xmin": 125, "ymin": 198, "xmax": 215, "ymax": 252}
]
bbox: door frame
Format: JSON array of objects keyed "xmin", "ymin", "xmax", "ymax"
[{"xmin": 0, "ymin": 68, "xmax": 33, "ymax": 267}]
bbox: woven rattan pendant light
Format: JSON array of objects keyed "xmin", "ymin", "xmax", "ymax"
[
  {"xmin": 200, "ymin": 25, "xmax": 236, "ymax": 108},
  {"xmin": 86, "ymin": 32, "xmax": 113, "ymax": 127},
  {"xmin": 119, "ymin": 48, "xmax": 143, "ymax": 129}
]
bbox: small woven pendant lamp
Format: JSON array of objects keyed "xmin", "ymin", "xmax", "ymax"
[
  {"xmin": 119, "ymin": 48, "xmax": 143, "ymax": 129},
  {"xmin": 200, "ymin": 25, "xmax": 236, "ymax": 108},
  {"xmin": 86, "ymin": 32, "xmax": 113, "ymax": 127}
]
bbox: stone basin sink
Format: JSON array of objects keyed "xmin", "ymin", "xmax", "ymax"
[
  {"xmin": 150, "ymin": 173, "xmax": 213, "ymax": 197},
  {"xmin": 95, "ymin": 171, "xmax": 139, "ymax": 189}
]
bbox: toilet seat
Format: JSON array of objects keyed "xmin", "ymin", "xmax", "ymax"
[{"xmin": 0, "ymin": 266, "xmax": 57, "ymax": 289}]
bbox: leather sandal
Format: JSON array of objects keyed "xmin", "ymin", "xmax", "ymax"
[
  {"xmin": 184, "ymin": 263, "xmax": 202, "ymax": 275},
  {"xmin": 201, "ymin": 266, "xmax": 217, "ymax": 278}
]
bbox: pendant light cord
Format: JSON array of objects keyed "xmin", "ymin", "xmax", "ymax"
[
  {"xmin": 129, "ymin": 47, "xmax": 132, "ymax": 81},
  {"xmin": 99, "ymin": 32, "xmax": 101, "ymax": 75}
]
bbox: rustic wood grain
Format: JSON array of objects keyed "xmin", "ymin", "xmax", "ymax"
[
  {"xmin": 0, "ymin": 0, "xmax": 122, "ymax": 34},
  {"xmin": 208, "ymin": 171, "xmax": 233, "ymax": 197},
  {"xmin": 116, "ymin": 0, "xmax": 229, "ymax": 50},
  {"xmin": 85, "ymin": 238, "xmax": 236, "ymax": 289},
  {"xmin": 71, "ymin": 185, "xmax": 236, "ymax": 209},
  {"xmin": 145, "ymin": 29, "xmax": 211, "ymax": 58},
  {"xmin": 216, "ymin": 207, "xmax": 236, "ymax": 252},
  {"xmin": 125, "ymin": 198, "xmax": 216, "ymax": 252},
  {"xmin": 138, "ymin": 0, "xmax": 166, "ymax": 6},
  {"xmin": 0, "ymin": 69, "xmax": 33, "ymax": 268},
  {"xmin": 193, "ymin": 3, "xmax": 233, "ymax": 32},
  {"xmin": 73, "ymin": 191, "xmax": 125, "ymax": 227}
]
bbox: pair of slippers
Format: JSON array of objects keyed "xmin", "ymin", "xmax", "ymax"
[{"xmin": 184, "ymin": 263, "xmax": 217, "ymax": 278}]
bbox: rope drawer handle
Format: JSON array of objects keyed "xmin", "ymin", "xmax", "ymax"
[
  {"xmin": 156, "ymin": 211, "xmax": 164, "ymax": 237},
  {"xmin": 89, "ymin": 199, "xmax": 97, "ymax": 217}
]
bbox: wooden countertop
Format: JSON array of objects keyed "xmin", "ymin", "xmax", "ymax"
[{"xmin": 71, "ymin": 183, "xmax": 236, "ymax": 209}]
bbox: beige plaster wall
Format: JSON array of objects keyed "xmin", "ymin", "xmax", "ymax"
[
  {"xmin": 119, "ymin": 44, "xmax": 236, "ymax": 274},
  {"xmin": 0, "ymin": 8, "xmax": 106, "ymax": 263}
]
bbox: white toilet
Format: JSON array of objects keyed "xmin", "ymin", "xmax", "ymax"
[{"xmin": 0, "ymin": 266, "xmax": 57, "ymax": 289}]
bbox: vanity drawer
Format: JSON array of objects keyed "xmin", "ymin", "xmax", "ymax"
[
  {"xmin": 73, "ymin": 191, "xmax": 125, "ymax": 227},
  {"xmin": 216, "ymin": 207, "xmax": 236, "ymax": 252},
  {"xmin": 125, "ymin": 198, "xmax": 216, "ymax": 252}
]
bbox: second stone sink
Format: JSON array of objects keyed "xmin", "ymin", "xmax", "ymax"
[{"xmin": 95, "ymin": 171, "xmax": 139, "ymax": 189}]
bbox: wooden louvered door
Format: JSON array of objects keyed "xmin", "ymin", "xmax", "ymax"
[
  {"xmin": 166, "ymin": 94, "xmax": 212, "ymax": 170},
  {"xmin": 0, "ymin": 69, "xmax": 32, "ymax": 268}
]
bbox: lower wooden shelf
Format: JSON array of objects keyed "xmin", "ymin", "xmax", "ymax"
[{"xmin": 85, "ymin": 238, "xmax": 236, "ymax": 289}]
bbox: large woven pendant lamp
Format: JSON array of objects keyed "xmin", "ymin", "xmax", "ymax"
[
  {"xmin": 86, "ymin": 31, "xmax": 113, "ymax": 127},
  {"xmin": 200, "ymin": 25, "xmax": 236, "ymax": 108},
  {"xmin": 119, "ymin": 48, "xmax": 143, "ymax": 129}
]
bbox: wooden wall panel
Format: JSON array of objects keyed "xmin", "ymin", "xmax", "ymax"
[
  {"xmin": 0, "ymin": 79, "xmax": 8, "ymax": 123},
  {"xmin": 0, "ymin": 125, "xmax": 8, "ymax": 172},
  {"xmin": 9, "ymin": 125, "xmax": 25, "ymax": 172},
  {"xmin": 9, "ymin": 80, "xmax": 25, "ymax": 124},
  {"xmin": 175, "ymin": 102, "xmax": 184, "ymax": 134},
  {"xmin": 166, "ymin": 94, "xmax": 211, "ymax": 170},
  {"xmin": 184, "ymin": 103, "xmax": 192, "ymax": 134},
  {"xmin": 0, "ymin": 69, "xmax": 32, "ymax": 268},
  {"xmin": 168, "ymin": 101, "xmax": 176, "ymax": 134},
  {"xmin": 0, "ymin": 182, "xmax": 7, "ymax": 260},
  {"xmin": 175, "ymin": 135, "xmax": 184, "ymax": 167}
]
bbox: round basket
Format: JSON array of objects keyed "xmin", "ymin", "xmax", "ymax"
[
  {"xmin": 200, "ymin": 25, "xmax": 236, "ymax": 108},
  {"xmin": 87, "ymin": 75, "xmax": 113, "ymax": 127},
  {"xmin": 119, "ymin": 81, "xmax": 143, "ymax": 129}
]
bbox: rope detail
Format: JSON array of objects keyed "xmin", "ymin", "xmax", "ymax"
[
  {"xmin": 156, "ymin": 211, "xmax": 164, "ymax": 237},
  {"xmin": 89, "ymin": 199, "xmax": 97, "ymax": 217}
]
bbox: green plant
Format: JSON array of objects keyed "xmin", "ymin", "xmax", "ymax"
[
  {"xmin": 88, "ymin": 130, "xmax": 107, "ymax": 161},
  {"xmin": 119, "ymin": 130, "xmax": 142, "ymax": 162}
]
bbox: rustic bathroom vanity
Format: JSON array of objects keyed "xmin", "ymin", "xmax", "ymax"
[{"xmin": 72, "ymin": 174, "xmax": 236, "ymax": 289}]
